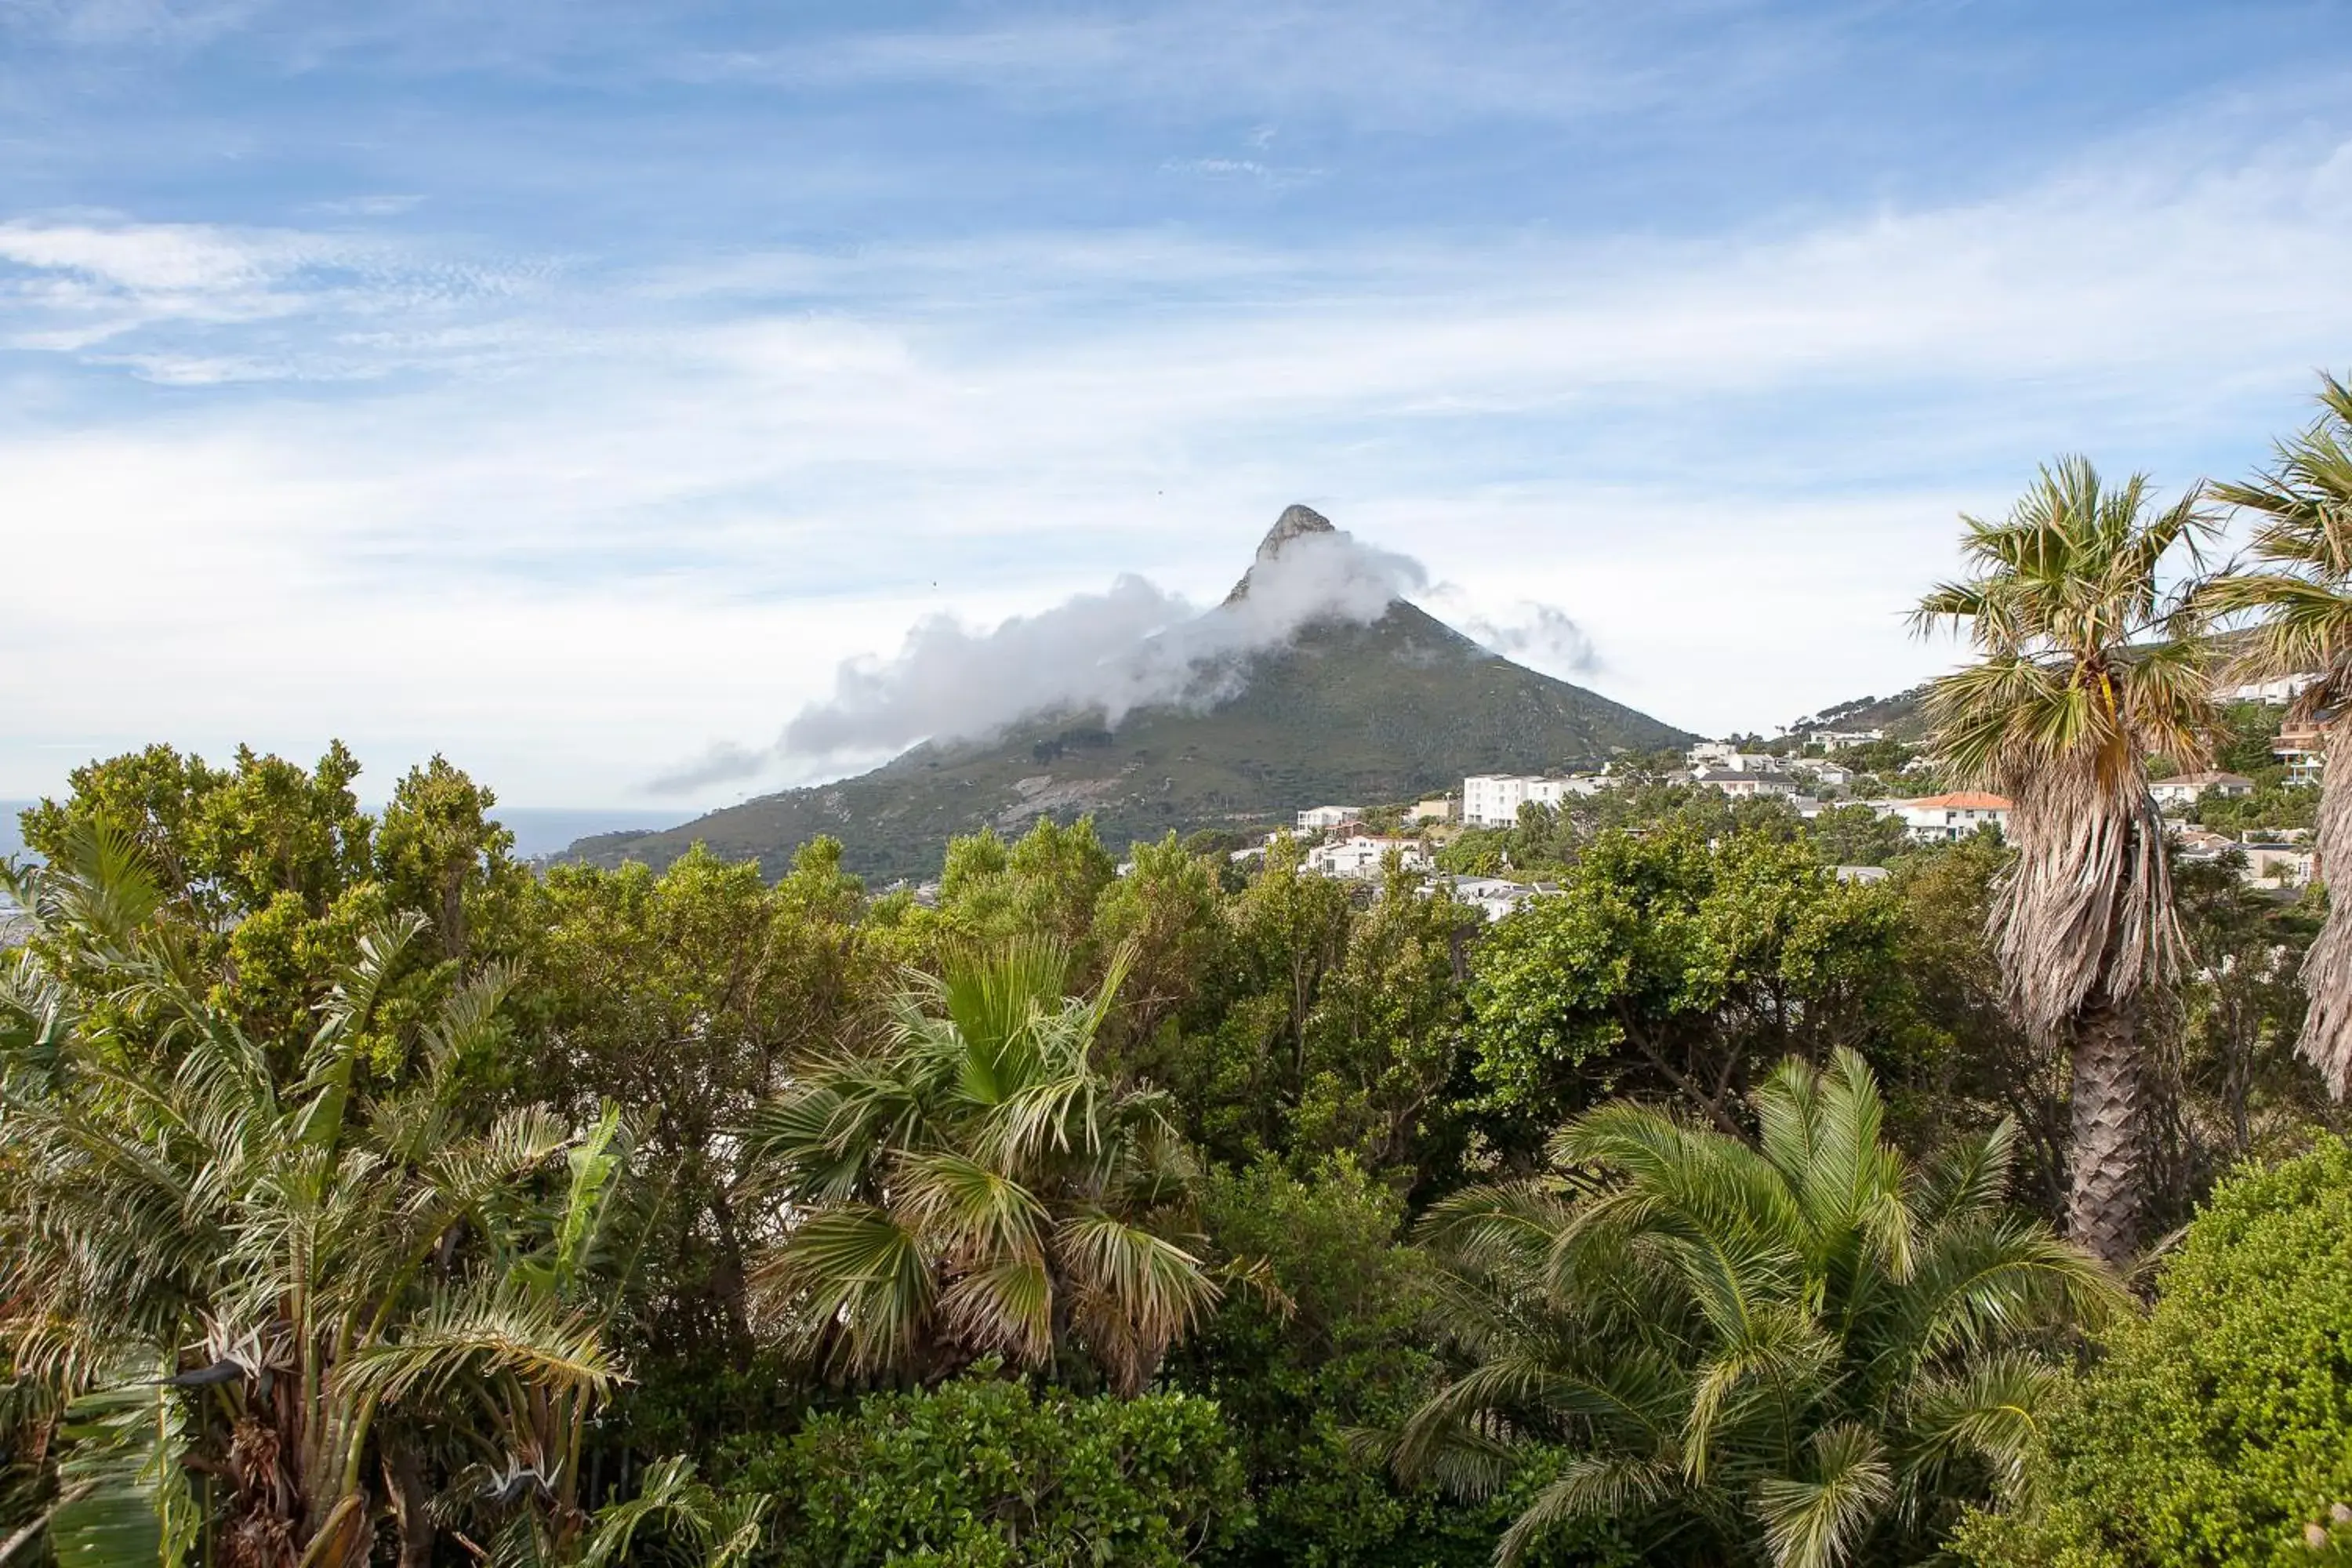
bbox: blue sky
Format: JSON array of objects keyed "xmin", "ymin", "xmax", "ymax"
[{"xmin": 5, "ymin": 0, "xmax": 2350, "ymax": 806}]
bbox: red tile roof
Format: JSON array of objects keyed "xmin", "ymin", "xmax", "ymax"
[{"xmin": 1905, "ymin": 791, "xmax": 2012, "ymax": 810}]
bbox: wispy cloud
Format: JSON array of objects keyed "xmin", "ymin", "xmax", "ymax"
[
  {"xmin": 0, "ymin": 214, "xmax": 557, "ymax": 375},
  {"xmin": 5, "ymin": 7, "xmax": 2351, "ymax": 805}
]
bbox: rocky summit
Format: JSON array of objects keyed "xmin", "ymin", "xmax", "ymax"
[{"xmin": 566, "ymin": 505, "xmax": 1695, "ymax": 882}]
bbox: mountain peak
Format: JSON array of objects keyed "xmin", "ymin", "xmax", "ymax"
[
  {"xmin": 1258, "ymin": 503, "xmax": 1334, "ymax": 560},
  {"xmin": 1227, "ymin": 503, "xmax": 1338, "ymax": 603}
]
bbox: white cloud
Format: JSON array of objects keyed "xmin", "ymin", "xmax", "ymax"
[{"xmin": 4, "ymin": 117, "xmax": 2350, "ymax": 802}]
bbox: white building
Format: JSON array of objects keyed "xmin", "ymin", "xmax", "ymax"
[
  {"xmin": 1693, "ymin": 769, "xmax": 1798, "ymax": 800},
  {"xmin": 1462, "ymin": 775, "xmax": 1603, "ymax": 827},
  {"xmin": 1878, "ymin": 792, "xmax": 2012, "ymax": 842},
  {"xmin": 1809, "ymin": 728, "xmax": 1885, "ymax": 750},
  {"xmin": 1796, "ymin": 761, "xmax": 1853, "ymax": 789},
  {"xmin": 1440, "ymin": 876, "xmax": 1544, "ymax": 922},
  {"xmin": 2243, "ymin": 843, "xmax": 2317, "ymax": 888},
  {"xmin": 1306, "ymin": 833, "xmax": 1428, "ymax": 880},
  {"xmin": 2148, "ymin": 771, "xmax": 2256, "ymax": 811},
  {"xmin": 1297, "ymin": 804, "xmax": 1363, "ymax": 831},
  {"xmin": 1688, "ymin": 743, "xmax": 1785, "ymax": 774},
  {"xmin": 2223, "ymin": 674, "xmax": 2319, "ymax": 705}
]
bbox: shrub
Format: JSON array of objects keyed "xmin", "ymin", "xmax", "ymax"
[
  {"xmin": 1955, "ymin": 1138, "xmax": 2352, "ymax": 1568},
  {"xmin": 720, "ymin": 1373, "xmax": 1247, "ymax": 1567}
]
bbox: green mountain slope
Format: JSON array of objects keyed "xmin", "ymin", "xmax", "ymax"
[{"xmin": 569, "ymin": 511, "xmax": 1695, "ymax": 882}]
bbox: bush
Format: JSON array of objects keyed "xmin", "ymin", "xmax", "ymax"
[
  {"xmin": 720, "ymin": 1373, "xmax": 1248, "ymax": 1567},
  {"xmin": 1955, "ymin": 1138, "xmax": 2352, "ymax": 1568}
]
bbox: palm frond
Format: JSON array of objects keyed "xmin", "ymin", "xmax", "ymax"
[{"xmin": 1753, "ymin": 1423, "xmax": 1893, "ymax": 1568}]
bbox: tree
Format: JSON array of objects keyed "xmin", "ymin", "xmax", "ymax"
[
  {"xmin": 1090, "ymin": 832, "xmax": 1230, "ymax": 1057},
  {"xmin": 1294, "ymin": 859, "xmax": 1482, "ymax": 1178},
  {"xmin": 1466, "ymin": 826, "xmax": 1909, "ymax": 1142},
  {"xmin": 520, "ymin": 840, "xmax": 876, "ymax": 1380},
  {"xmin": 717, "ymin": 1374, "xmax": 1247, "ymax": 1567},
  {"xmin": 0, "ymin": 829, "xmax": 620, "ymax": 1568},
  {"xmin": 1803, "ymin": 805, "xmax": 1912, "ymax": 869},
  {"xmin": 2198, "ymin": 371, "xmax": 2352, "ymax": 1098},
  {"xmin": 2150, "ymin": 857, "xmax": 2329, "ymax": 1227},
  {"xmin": 1883, "ymin": 841, "xmax": 2069, "ymax": 1220},
  {"xmin": 1159, "ymin": 835, "xmax": 1357, "ymax": 1165},
  {"xmin": 1394, "ymin": 1051, "xmax": 2124, "ymax": 1568},
  {"xmin": 20, "ymin": 742, "xmax": 372, "ymax": 931},
  {"xmin": 1952, "ymin": 1137, "xmax": 2352, "ymax": 1568},
  {"xmin": 1912, "ymin": 457, "xmax": 2216, "ymax": 1264},
  {"xmin": 742, "ymin": 939, "xmax": 1219, "ymax": 1395},
  {"xmin": 1169, "ymin": 1160, "xmax": 1512, "ymax": 1568},
  {"xmin": 372, "ymin": 754, "xmax": 523, "ymax": 963}
]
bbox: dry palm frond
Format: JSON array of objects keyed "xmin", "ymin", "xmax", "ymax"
[
  {"xmin": 2198, "ymin": 372, "xmax": 2352, "ymax": 1096},
  {"xmin": 1992, "ymin": 762, "xmax": 2180, "ymax": 1037}
]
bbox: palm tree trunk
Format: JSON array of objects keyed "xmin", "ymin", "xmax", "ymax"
[
  {"xmin": 2297, "ymin": 712, "xmax": 2352, "ymax": 1097},
  {"xmin": 2067, "ymin": 997, "xmax": 2143, "ymax": 1267}
]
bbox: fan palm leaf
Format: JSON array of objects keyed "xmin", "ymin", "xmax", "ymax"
[
  {"xmin": 1398, "ymin": 1050, "xmax": 2115, "ymax": 1568},
  {"xmin": 1912, "ymin": 456, "xmax": 2217, "ymax": 1264},
  {"xmin": 2198, "ymin": 372, "xmax": 2352, "ymax": 1096},
  {"xmin": 746, "ymin": 939, "xmax": 1215, "ymax": 1389}
]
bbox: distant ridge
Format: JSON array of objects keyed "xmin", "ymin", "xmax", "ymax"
[{"xmin": 570, "ymin": 506, "xmax": 1696, "ymax": 882}]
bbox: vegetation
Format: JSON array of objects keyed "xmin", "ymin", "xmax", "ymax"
[
  {"xmin": 12, "ymin": 381, "xmax": 2352, "ymax": 1566},
  {"xmin": 741, "ymin": 940, "xmax": 1219, "ymax": 1395},
  {"xmin": 717, "ymin": 1374, "xmax": 1247, "ymax": 1567},
  {"xmin": 1912, "ymin": 457, "xmax": 2218, "ymax": 1265},
  {"xmin": 1953, "ymin": 1138, "xmax": 2352, "ymax": 1568},
  {"xmin": 1396, "ymin": 1051, "xmax": 2122, "ymax": 1567},
  {"xmin": 2201, "ymin": 373, "xmax": 2352, "ymax": 1096}
]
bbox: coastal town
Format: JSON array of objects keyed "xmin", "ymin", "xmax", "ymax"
[{"xmin": 1250, "ymin": 688, "xmax": 2327, "ymax": 913}]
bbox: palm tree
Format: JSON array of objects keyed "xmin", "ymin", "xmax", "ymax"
[
  {"xmin": 1391, "ymin": 1050, "xmax": 2124, "ymax": 1568},
  {"xmin": 2197, "ymin": 372, "xmax": 2352, "ymax": 1098},
  {"xmin": 1911, "ymin": 457, "xmax": 2217, "ymax": 1264},
  {"xmin": 0, "ymin": 827, "xmax": 622, "ymax": 1568},
  {"xmin": 742, "ymin": 938, "xmax": 1218, "ymax": 1395}
]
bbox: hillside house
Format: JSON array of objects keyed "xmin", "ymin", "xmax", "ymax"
[
  {"xmin": 1693, "ymin": 769, "xmax": 1798, "ymax": 800},
  {"xmin": 1307, "ymin": 833, "xmax": 1428, "ymax": 880},
  {"xmin": 1410, "ymin": 797, "xmax": 1457, "ymax": 822},
  {"xmin": 2171, "ymin": 827, "xmax": 2239, "ymax": 862},
  {"xmin": 1297, "ymin": 804, "xmax": 1363, "ymax": 831},
  {"xmin": 2149, "ymin": 771, "xmax": 2256, "ymax": 811},
  {"xmin": 1809, "ymin": 728, "xmax": 1885, "ymax": 749},
  {"xmin": 2244, "ymin": 843, "xmax": 2317, "ymax": 889},
  {"xmin": 2275, "ymin": 724, "xmax": 2326, "ymax": 786},
  {"xmin": 1439, "ymin": 876, "xmax": 1544, "ymax": 922},
  {"xmin": 1688, "ymin": 744, "xmax": 1785, "ymax": 773},
  {"xmin": 1882, "ymin": 791, "xmax": 2011, "ymax": 842}
]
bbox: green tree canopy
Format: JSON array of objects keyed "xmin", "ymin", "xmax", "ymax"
[{"xmin": 1466, "ymin": 826, "xmax": 1909, "ymax": 1138}]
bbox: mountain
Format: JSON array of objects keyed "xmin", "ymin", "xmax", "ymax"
[
  {"xmin": 1791, "ymin": 686, "xmax": 1934, "ymax": 742},
  {"xmin": 567, "ymin": 506, "xmax": 1697, "ymax": 883}
]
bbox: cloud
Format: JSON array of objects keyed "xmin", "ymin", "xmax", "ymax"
[
  {"xmin": 0, "ymin": 215, "xmax": 553, "ymax": 373},
  {"xmin": 305, "ymin": 194, "xmax": 426, "ymax": 218},
  {"xmin": 8, "ymin": 96, "xmax": 2352, "ymax": 802},
  {"xmin": 649, "ymin": 528, "xmax": 1428, "ymax": 793},
  {"xmin": 1451, "ymin": 602, "xmax": 1600, "ymax": 677}
]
